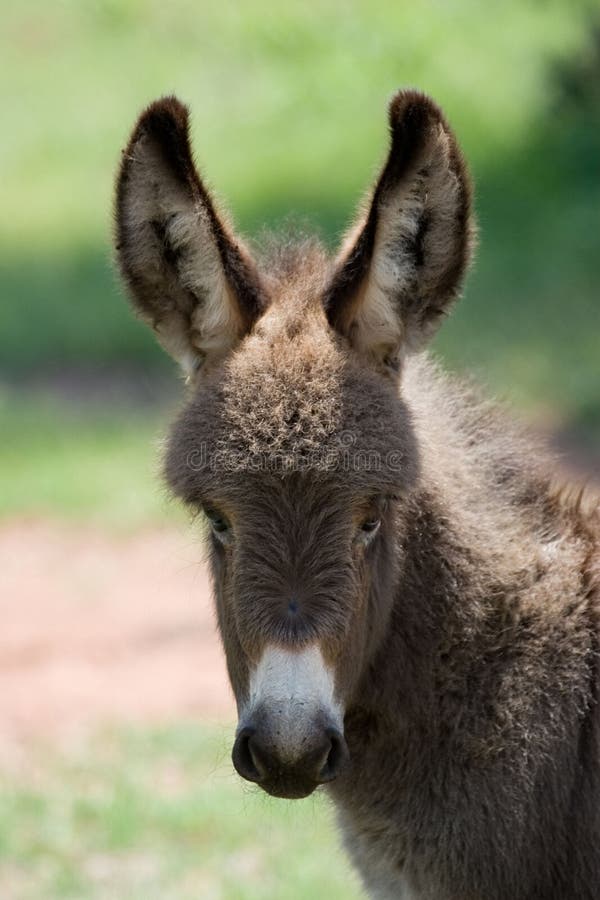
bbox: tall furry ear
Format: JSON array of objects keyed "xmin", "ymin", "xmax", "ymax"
[
  {"xmin": 114, "ymin": 96, "xmax": 264, "ymax": 374},
  {"xmin": 324, "ymin": 90, "xmax": 475, "ymax": 368}
]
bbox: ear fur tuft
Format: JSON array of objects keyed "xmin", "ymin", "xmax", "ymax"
[
  {"xmin": 114, "ymin": 96, "xmax": 264, "ymax": 373},
  {"xmin": 325, "ymin": 89, "xmax": 475, "ymax": 365}
]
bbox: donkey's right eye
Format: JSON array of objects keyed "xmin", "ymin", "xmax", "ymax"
[{"xmin": 204, "ymin": 507, "xmax": 231, "ymax": 538}]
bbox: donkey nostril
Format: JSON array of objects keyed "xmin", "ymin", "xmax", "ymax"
[
  {"xmin": 318, "ymin": 729, "xmax": 349, "ymax": 783},
  {"xmin": 232, "ymin": 727, "xmax": 265, "ymax": 783}
]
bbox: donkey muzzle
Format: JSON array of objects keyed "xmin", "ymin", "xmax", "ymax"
[
  {"xmin": 232, "ymin": 716, "xmax": 348, "ymax": 799},
  {"xmin": 232, "ymin": 644, "xmax": 348, "ymax": 798}
]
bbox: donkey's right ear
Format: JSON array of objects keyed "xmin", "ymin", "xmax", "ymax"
[{"xmin": 114, "ymin": 96, "xmax": 264, "ymax": 375}]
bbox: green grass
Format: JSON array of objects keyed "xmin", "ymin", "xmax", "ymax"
[
  {"xmin": 0, "ymin": 386, "xmax": 183, "ymax": 527},
  {"xmin": 437, "ymin": 111, "xmax": 600, "ymax": 439},
  {"xmin": 0, "ymin": 723, "xmax": 362, "ymax": 899},
  {"xmin": 1, "ymin": 0, "xmax": 589, "ymax": 248}
]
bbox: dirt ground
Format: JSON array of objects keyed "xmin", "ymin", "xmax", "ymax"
[{"xmin": 0, "ymin": 520, "xmax": 235, "ymax": 741}]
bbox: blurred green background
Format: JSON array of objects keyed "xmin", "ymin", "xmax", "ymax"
[{"xmin": 1, "ymin": 1, "xmax": 598, "ymax": 897}]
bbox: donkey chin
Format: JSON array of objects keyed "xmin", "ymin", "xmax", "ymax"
[{"xmin": 231, "ymin": 644, "xmax": 349, "ymax": 799}]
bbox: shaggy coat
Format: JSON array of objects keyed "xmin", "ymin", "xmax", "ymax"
[{"xmin": 114, "ymin": 90, "xmax": 600, "ymax": 899}]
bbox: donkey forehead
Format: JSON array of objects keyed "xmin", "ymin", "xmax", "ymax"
[
  {"xmin": 165, "ymin": 333, "xmax": 418, "ymax": 507},
  {"xmin": 234, "ymin": 304, "xmax": 411, "ymax": 433},
  {"xmin": 223, "ymin": 316, "xmax": 345, "ymax": 456}
]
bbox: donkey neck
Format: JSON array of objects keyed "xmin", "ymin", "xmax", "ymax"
[{"xmin": 347, "ymin": 351, "xmax": 549, "ymax": 734}]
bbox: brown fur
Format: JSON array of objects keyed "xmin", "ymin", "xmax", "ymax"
[
  {"xmin": 114, "ymin": 90, "xmax": 600, "ymax": 899},
  {"xmin": 115, "ymin": 97, "xmax": 264, "ymax": 371}
]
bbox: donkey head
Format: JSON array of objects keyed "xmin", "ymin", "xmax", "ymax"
[{"xmin": 115, "ymin": 91, "xmax": 474, "ymax": 798}]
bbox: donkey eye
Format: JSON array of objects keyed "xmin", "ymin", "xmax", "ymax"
[
  {"xmin": 356, "ymin": 516, "xmax": 381, "ymax": 546},
  {"xmin": 356, "ymin": 496, "xmax": 386, "ymax": 544},
  {"xmin": 361, "ymin": 518, "xmax": 381, "ymax": 534},
  {"xmin": 204, "ymin": 507, "xmax": 230, "ymax": 537}
]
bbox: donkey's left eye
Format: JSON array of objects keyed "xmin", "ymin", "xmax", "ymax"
[
  {"xmin": 361, "ymin": 518, "xmax": 381, "ymax": 534},
  {"xmin": 356, "ymin": 516, "xmax": 381, "ymax": 545}
]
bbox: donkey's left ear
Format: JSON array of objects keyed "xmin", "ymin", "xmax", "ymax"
[
  {"xmin": 324, "ymin": 90, "xmax": 475, "ymax": 367},
  {"xmin": 114, "ymin": 96, "xmax": 264, "ymax": 375}
]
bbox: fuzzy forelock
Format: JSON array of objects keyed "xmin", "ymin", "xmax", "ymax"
[
  {"xmin": 175, "ymin": 231, "xmax": 414, "ymax": 475},
  {"xmin": 163, "ymin": 236, "xmax": 419, "ymax": 507},
  {"xmin": 252, "ymin": 230, "xmax": 331, "ymax": 291}
]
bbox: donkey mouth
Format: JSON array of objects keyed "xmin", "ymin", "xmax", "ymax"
[{"xmin": 261, "ymin": 775, "xmax": 320, "ymax": 800}]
